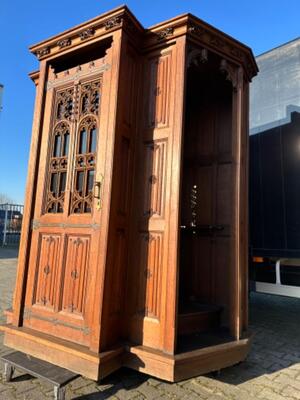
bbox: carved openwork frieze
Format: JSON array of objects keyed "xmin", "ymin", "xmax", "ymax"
[
  {"xmin": 104, "ymin": 16, "xmax": 123, "ymax": 30},
  {"xmin": 57, "ymin": 38, "xmax": 71, "ymax": 48},
  {"xmin": 79, "ymin": 27, "xmax": 95, "ymax": 40}
]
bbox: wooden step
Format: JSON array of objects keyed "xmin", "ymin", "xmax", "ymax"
[{"xmin": 178, "ymin": 303, "xmax": 222, "ymax": 335}]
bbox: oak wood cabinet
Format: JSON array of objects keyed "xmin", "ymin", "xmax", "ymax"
[{"xmin": 1, "ymin": 6, "xmax": 258, "ymax": 381}]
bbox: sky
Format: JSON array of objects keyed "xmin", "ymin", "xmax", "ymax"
[{"xmin": 0, "ymin": 0, "xmax": 299, "ymax": 204}]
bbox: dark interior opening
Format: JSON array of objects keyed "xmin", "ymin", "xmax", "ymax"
[
  {"xmin": 177, "ymin": 52, "xmax": 234, "ymax": 352},
  {"xmin": 50, "ymin": 38, "xmax": 112, "ymax": 73}
]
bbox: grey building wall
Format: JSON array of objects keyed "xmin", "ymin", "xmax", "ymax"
[{"xmin": 250, "ymin": 37, "xmax": 300, "ymax": 135}]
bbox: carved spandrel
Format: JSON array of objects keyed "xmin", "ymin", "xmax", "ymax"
[
  {"xmin": 187, "ymin": 48, "xmax": 208, "ymax": 68},
  {"xmin": 220, "ymin": 59, "xmax": 241, "ymax": 91}
]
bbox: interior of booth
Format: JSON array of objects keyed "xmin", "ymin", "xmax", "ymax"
[{"xmin": 177, "ymin": 50, "xmax": 236, "ymax": 352}]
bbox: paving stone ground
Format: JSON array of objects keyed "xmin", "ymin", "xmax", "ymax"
[{"xmin": 1, "ymin": 247, "xmax": 300, "ymax": 399}]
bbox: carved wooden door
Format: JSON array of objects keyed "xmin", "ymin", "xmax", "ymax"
[{"xmin": 23, "ymin": 58, "xmax": 108, "ymax": 347}]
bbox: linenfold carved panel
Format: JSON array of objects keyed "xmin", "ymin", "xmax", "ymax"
[
  {"xmin": 147, "ymin": 53, "xmax": 172, "ymax": 128},
  {"xmin": 117, "ymin": 137, "xmax": 131, "ymax": 215},
  {"xmin": 61, "ymin": 236, "xmax": 90, "ymax": 316},
  {"xmin": 123, "ymin": 51, "xmax": 137, "ymax": 128},
  {"xmin": 110, "ymin": 230, "xmax": 126, "ymax": 315},
  {"xmin": 33, "ymin": 234, "xmax": 61, "ymax": 308},
  {"xmin": 136, "ymin": 232, "xmax": 163, "ymax": 319},
  {"xmin": 143, "ymin": 140, "xmax": 167, "ymax": 218}
]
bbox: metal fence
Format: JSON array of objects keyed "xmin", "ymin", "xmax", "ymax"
[{"xmin": 0, "ymin": 203, "xmax": 24, "ymax": 246}]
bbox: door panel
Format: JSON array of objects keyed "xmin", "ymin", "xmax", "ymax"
[
  {"xmin": 61, "ymin": 235, "xmax": 90, "ymax": 316},
  {"xmin": 23, "ymin": 56, "xmax": 109, "ymax": 346},
  {"xmin": 32, "ymin": 234, "xmax": 61, "ymax": 309}
]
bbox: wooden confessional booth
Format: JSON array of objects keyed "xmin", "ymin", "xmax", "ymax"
[{"xmin": 1, "ymin": 6, "xmax": 258, "ymax": 382}]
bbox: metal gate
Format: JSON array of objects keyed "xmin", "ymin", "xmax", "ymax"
[{"xmin": 0, "ymin": 203, "xmax": 24, "ymax": 246}]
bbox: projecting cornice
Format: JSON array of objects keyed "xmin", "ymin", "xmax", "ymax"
[
  {"xmin": 29, "ymin": 6, "xmax": 144, "ymax": 61},
  {"xmin": 29, "ymin": 6, "xmax": 258, "ymax": 81},
  {"xmin": 146, "ymin": 13, "xmax": 258, "ymax": 80}
]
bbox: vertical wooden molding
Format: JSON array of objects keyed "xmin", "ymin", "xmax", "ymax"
[
  {"xmin": 231, "ymin": 66, "xmax": 244, "ymax": 340},
  {"xmin": 89, "ymin": 30, "xmax": 123, "ymax": 353},
  {"xmin": 163, "ymin": 36, "xmax": 187, "ymax": 354},
  {"xmin": 12, "ymin": 61, "xmax": 48, "ymax": 326},
  {"xmin": 242, "ymin": 82, "xmax": 250, "ymax": 332}
]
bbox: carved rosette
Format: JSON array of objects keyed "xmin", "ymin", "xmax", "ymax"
[
  {"xmin": 210, "ymin": 35, "xmax": 225, "ymax": 49},
  {"xmin": 57, "ymin": 38, "xmax": 71, "ymax": 49},
  {"xmin": 79, "ymin": 28, "xmax": 95, "ymax": 40},
  {"xmin": 156, "ymin": 27, "xmax": 174, "ymax": 40},
  {"xmin": 104, "ymin": 16, "xmax": 122, "ymax": 30},
  {"xmin": 35, "ymin": 47, "xmax": 50, "ymax": 59},
  {"xmin": 188, "ymin": 23, "xmax": 205, "ymax": 36}
]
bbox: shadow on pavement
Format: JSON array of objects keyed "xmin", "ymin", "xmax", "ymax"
[{"xmin": 0, "ymin": 247, "xmax": 19, "ymax": 260}]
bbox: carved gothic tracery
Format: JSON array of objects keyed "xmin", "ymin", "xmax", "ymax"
[
  {"xmin": 55, "ymin": 88, "xmax": 74, "ymax": 121},
  {"xmin": 71, "ymin": 116, "xmax": 98, "ymax": 214},
  {"xmin": 45, "ymin": 77, "xmax": 101, "ymax": 215},
  {"xmin": 79, "ymin": 80, "xmax": 100, "ymax": 116},
  {"xmin": 45, "ymin": 121, "xmax": 70, "ymax": 213}
]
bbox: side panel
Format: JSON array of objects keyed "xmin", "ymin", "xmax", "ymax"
[
  {"xmin": 100, "ymin": 36, "xmax": 140, "ymax": 349},
  {"xmin": 126, "ymin": 37, "xmax": 186, "ymax": 353}
]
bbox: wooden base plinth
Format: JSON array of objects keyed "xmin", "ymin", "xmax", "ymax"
[
  {"xmin": 0, "ymin": 324, "xmax": 251, "ymax": 382},
  {"xmin": 0, "ymin": 324, "xmax": 123, "ymax": 380},
  {"xmin": 124, "ymin": 334, "xmax": 252, "ymax": 382}
]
